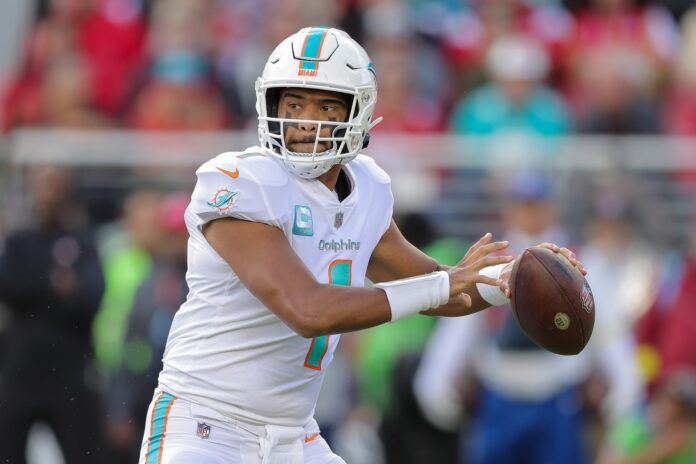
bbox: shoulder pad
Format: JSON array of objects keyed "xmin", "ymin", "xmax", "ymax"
[
  {"xmin": 350, "ymin": 154, "xmax": 391, "ymax": 185},
  {"xmin": 198, "ymin": 149, "xmax": 289, "ymax": 188},
  {"xmin": 191, "ymin": 150, "xmax": 291, "ymax": 229}
]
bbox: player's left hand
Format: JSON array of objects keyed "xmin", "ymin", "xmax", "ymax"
[{"xmin": 499, "ymin": 243, "xmax": 587, "ymax": 298}]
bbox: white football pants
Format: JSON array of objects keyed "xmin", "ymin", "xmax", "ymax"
[{"xmin": 139, "ymin": 389, "xmax": 345, "ymax": 464}]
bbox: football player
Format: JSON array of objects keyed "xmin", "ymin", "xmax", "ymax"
[{"xmin": 139, "ymin": 27, "xmax": 584, "ymax": 464}]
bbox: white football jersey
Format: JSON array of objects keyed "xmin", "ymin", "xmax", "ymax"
[{"xmin": 158, "ymin": 147, "xmax": 393, "ymax": 427}]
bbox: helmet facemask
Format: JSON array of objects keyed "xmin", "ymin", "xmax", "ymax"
[{"xmin": 257, "ymin": 85, "xmax": 376, "ymax": 179}]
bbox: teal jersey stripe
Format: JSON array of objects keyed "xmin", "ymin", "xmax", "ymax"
[
  {"xmin": 304, "ymin": 259, "xmax": 351, "ymax": 370},
  {"xmin": 306, "ymin": 336, "xmax": 329, "ymax": 368},
  {"xmin": 329, "ymin": 261, "xmax": 351, "ymax": 286},
  {"xmin": 146, "ymin": 392, "xmax": 176, "ymax": 463},
  {"xmin": 300, "ymin": 27, "xmax": 328, "ymax": 71}
]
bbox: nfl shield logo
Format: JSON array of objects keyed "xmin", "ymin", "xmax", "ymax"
[
  {"xmin": 334, "ymin": 211, "xmax": 344, "ymax": 229},
  {"xmin": 197, "ymin": 422, "xmax": 211, "ymax": 439},
  {"xmin": 581, "ymin": 280, "xmax": 594, "ymax": 314}
]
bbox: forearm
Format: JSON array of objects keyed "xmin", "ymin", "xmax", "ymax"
[
  {"xmin": 367, "ymin": 245, "xmax": 439, "ymax": 283},
  {"xmin": 368, "ymin": 227, "xmax": 513, "ymax": 319},
  {"xmin": 280, "ymin": 284, "xmax": 392, "ymax": 337}
]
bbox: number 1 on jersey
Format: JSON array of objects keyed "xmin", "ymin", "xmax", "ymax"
[{"xmin": 304, "ymin": 260, "xmax": 352, "ymax": 370}]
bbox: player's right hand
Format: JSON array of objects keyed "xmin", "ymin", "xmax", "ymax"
[{"xmin": 447, "ymin": 233, "xmax": 514, "ymax": 307}]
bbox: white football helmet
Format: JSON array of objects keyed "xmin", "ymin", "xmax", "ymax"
[{"xmin": 255, "ymin": 27, "xmax": 381, "ymax": 179}]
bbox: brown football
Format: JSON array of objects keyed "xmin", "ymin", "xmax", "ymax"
[{"xmin": 509, "ymin": 247, "xmax": 595, "ymax": 355}]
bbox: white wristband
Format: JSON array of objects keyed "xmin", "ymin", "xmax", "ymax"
[
  {"xmin": 476, "ymin": 263, "xmax": 510, "ymax": 307},
  {"xmin": 375, "ymin": 271, "xmax": 450, "ymax": 322}
]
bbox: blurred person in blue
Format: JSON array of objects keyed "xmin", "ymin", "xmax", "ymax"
[
  {"xmin": 450, "ymin": 35, "xmax": 570, "ymax": 139},
  {"xmin": 103, "ymin": 192, "xmax": 189, "ymax": 462},
  {"xmin": 414, "ymin": 173, "xmax": 642, "ymax": 464},
  {"xmin": 0, "ymin": 165, "xmax": 105, "ymax": 463}
]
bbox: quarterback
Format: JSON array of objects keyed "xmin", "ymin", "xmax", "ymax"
[{"xmin": 140, "ymin": 27, "xmax": 584, "ymax": 463}]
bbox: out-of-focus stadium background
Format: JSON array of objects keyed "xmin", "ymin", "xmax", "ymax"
[{"xmin": 1, "ymin": 0, "xmax": 696, "ymax": 463}]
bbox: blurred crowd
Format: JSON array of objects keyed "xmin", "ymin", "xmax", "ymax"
[
  {"xmin": 1, "ymin": 0, "xmax": 696, "ymax": 137},
  {"xmin": 2, "ymin": 0, "xmax": 696, "ymax": 463}
]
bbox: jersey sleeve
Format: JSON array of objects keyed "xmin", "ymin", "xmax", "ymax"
[{"xmin": 188, "ymin": 151, "xmax": 291, "ymax": 230}]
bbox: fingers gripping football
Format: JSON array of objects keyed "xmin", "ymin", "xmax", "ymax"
[
  {"xmin": 449, "ymin": 233, "xmax": 514, "ymax": 306},
  {"xmin": 536, "ymin": 242, "xmax": 587, "ymax": 276}
]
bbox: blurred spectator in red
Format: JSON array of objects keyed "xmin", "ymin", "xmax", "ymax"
[
  {"xmin": 449, "ymin": 35, "xmax": 570, "ymax": 138},
  {"xmin": 77, "ymin": 0, "xmax": 148, "ymax": 116},
  {"xmin": 0, "ymin": 165, "xmax": 105, "ymax": 463},
  {"xmin": 4, "ymin": 50, "xmax": 112, "ymax": 129},
  {"xmin": 564, "ymin": 0, "xmax": 680, "ymax": 121},
  {"xmin": 2, "ymin": 0, "xmax": 86, "ymax": 130},
  {"xmin": 664, "ymin": 7, "xmax": 696, "ymax": 136},
  {"xmin": 103, "ymin": 192, "xmax": 188, "ymax": 462},
  {"xmin": 441, "ymin": 0, "xmax": 575, "ymax": 95},
  {"xmin": 2, "ymin": 0, "xmax": 147, "ymax": 130},
  {"xmin": 663, "ymin": 8, "xmax": 696, "ymax": 191},
  {"xmin": 124, "ymin": 0, "xmax": 232, "ymax": 130},
  {"xmin": 636, "ymin": 211, "xmax": 696, "ymax": 393}
]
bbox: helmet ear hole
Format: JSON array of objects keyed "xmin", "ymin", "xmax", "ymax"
[
  {"xmin": 266, "ymin": 88, "xmax": 281, "ymax": 118},
  {"xmin": 266, "ymin": 88, "xmax": 282, "ymax": 136}
]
